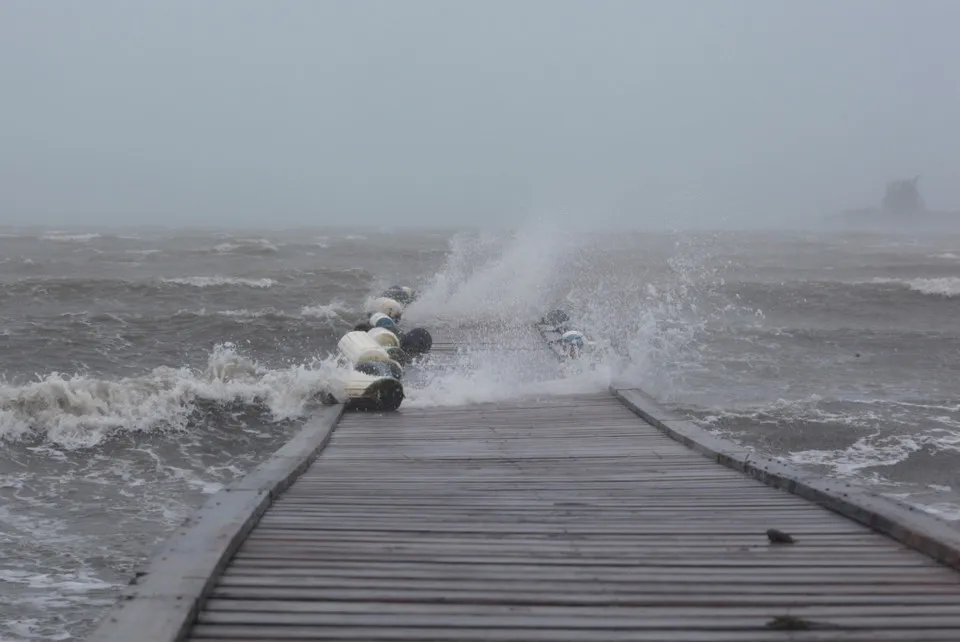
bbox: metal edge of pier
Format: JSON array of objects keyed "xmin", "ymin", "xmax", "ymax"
[{"xmin": 84, "ymin": 326, "xmax": 960, "ymax": 641}]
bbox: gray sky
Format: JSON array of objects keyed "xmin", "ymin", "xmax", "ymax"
[{"xmin": 2, "ymin": 0, "xmax": 959, "ymax": 228}]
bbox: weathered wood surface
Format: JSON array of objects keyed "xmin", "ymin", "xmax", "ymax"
[{"xmin": 186, "ymin": 392, "xmax": 960, "ymax": 641}]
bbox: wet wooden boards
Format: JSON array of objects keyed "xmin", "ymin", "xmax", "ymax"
[{"xmin": 185, "ymin": 392, "xmax": 960, "ymax": 641}]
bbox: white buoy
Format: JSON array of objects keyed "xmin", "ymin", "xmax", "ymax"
[
  {"xmin": 368, "ymin": 326, "xmax": 400, "ymax": 348},
  {"xmin": 370, "ymin": 297, "xmax": 403, "ymax": 320},
  {"xmin": 369, "ymin": 312, "xmax": 399, "ymax": 332},
  {"xmin": 339, "ymin": 371, "xmax": 405, "ymax": 412},
  {"xmin": 338, "ymin": 331, "xmax": 401, "ymax": 370}
]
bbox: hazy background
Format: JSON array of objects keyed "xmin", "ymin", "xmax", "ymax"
[{"xmin": 2, "ymin": 0, "xmax": 959, "ymax": 229}]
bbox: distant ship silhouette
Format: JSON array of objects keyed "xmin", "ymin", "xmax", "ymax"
[{"xmin": 827, "ymin": 176, "xmax": 960, "ymax": 229}]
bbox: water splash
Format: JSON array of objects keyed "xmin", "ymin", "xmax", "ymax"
[
  {"xmin": 402, "ymin": 221, "xmax": 741, "ymax": 405},
  {"xmin": 0, "ymin": 343, "xmax": 342, "ymax": 449},
  {"xmin": 405, "ymin": 219, "xmax": 580, "ymax": 324}
]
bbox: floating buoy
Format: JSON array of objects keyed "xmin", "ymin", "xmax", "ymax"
[
  {"xmin": 368, "ymin": 326, "xmax": 400, "ymax": 348},
  {"xmin": 369, "ymin": 312, "xmax": 398, "ymax": 332},
  {"xmin": 354, "ymin": 360, "xmax": 396, "ymax": 378},
  {"xmin": 338, "ymin": 331, "xmax": 403, "ymax": 379},
  {"xmin": 370, "ymin": 297, "xmax": 403, "ymax": 321},
  {"xmin": 382, "ymin": 285, "xmax": 415, "ymax": 305},
  {"xmin": 353, "ymin": 321, "xmax": 373, "ymax": 332},
  {"xmin": 341, "ymin": 371, "xmax": 405, "ymax": 412},
  {"xmin": 353, "ymin": 359, "xmax": 402, "ymax": 379},
  {"xmin": 385, "ymin": 346, "xmax": 409, "ymax": 366},
  {"xmin": 336, "ymin": 331, "xmax": 404, "ymax": 410},
  {"xmin": 400, "ymin": 327, "xmax": 433, "ymax": 356}
]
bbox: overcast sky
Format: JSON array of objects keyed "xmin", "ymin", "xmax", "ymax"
[{"xmin": 2, "ymin": 0, "xmax": 959, "ymax": 228}]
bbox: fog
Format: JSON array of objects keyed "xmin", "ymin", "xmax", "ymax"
[{"xmin": 2, "ymin": 0, "xmax": 959, "ymax": 229}]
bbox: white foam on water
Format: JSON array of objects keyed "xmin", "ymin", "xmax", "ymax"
[
  {"xmin": 788, "ymin": 432, "xmax": 921, "ymax": 477},
  {"xmin": 0, "ymin": 570, "xmax": 112, "ymax": 594},
  {"xmin": 211, "ymin": 238, "xmax": 280, "ymax": 255},
  {"xmin": 40, "ymin": 232, "xmax": 101, "ymax": 243},
  {"xmin": 0, "ymin": 343, "xmax": 343, "ymax": 448},
  {"xmin": 868, "ymin": 276, "xmax": 960, "ymax": 297},
  {"xmin": 300, "ymin": 300, "xmax": 350, "ymax": 320},
  {"xmin": 161, "ymin": 276, "xmax": 277, "ymax": 289},
  {"xmin": 692, "ymin": 395, "xmax": 960, "ymax": 477},
  {"xmin": 217, "ymin": 308, "xmax": 281, "ymax": 319},
  {"xmin": 904, "ymin": 277, "xmax": 960, "ymax": 297},
  {"xmin": 916, "ymin": 503, "xmax": 960, "ymax": 521}
]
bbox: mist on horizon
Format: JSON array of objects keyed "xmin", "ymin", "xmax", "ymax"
[{"xmin": 2, "ymin": 0, "xmax": 960, "ymax": 230}]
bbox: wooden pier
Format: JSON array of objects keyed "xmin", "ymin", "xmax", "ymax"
[{"xmin": 88, "ymin": 351, "xmax": 960, "ymax": 640}]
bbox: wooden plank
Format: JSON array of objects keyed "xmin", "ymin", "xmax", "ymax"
[
  {"xmin": 239, "ymin": 522, "xmax": 879, "ymax": 534},
  {"xmin": 272, "ymin": 494, "xmax": 823, "ymax": 502},
  {"xmin": 208, "ymin": 584, "xmax": 960, "ymax": 603},
  {"xmin": 200, "ymin": 599, "xmax": 960, "ymax": 617},
  {"xmin": 291, "ymin": 476, "xmax": 766, "ymax": 482},
  {"xmin": 269, "ymin": 499, "xmax": 829, "ymax": 507},
  {"xmin": 221, "ymin": 562, "xmax": 960, "ymax": 582},
  {"xmin": 187, "ymin": 624, "xmax": 960, "ymax": 641},
  {"xmin": 211, "ymin": 581, "xmax": 960, "ymax": 610},
  {"xmin": 229, "ymin": 552, "xmax": 936, "ymax": 567},
  {"xmin": 263, "ymin": 507, "xmax": 849, "ymax": 517},
  {"xmin": 259, "ymin": 507, "xmax": 858, "ymax": 517},
  {"xmin": 219, "ymin": 573, "xmax": 960, "ymax": 590},
  {"xmin": 290, "ymin": 472, "xmax": 760, "ymax": 481},
  {"xmin": 194, "ymin": 610, "xmax": 960, "ymax": 629},
  {"xmin": 254, "ymin": 518, "xmax": 864, "ymax": 530},
  {"xmin": 272, "ymin": 493, "xmax": 821, "ymax": 501},
  {"xmin": 232, "ymin": 548, "xmax": 927, "ymax": 564},
  {"xmin": 85, "ymin": 405, "xmax": 345, "ymax": 642},
  {"xmin": 225, "ymin": 548, "xmax": 942, "ymax": 567},
  {"xmin": 258, "ymin": 513, "xmax": 855, "ymax": 524},
  {"xmin": 238, "ymin": 540, "xmax": 894, "ymax": 554},
  {"xmin": 211, "ymin": 575, "xmax": 960, "ymax": 594}
]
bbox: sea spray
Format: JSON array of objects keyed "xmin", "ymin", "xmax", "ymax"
[{"xmin": 401, "ymin": 221, "xmax": 741, "ymax": 405}]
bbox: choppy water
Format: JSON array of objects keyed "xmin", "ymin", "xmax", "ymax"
[{"xmin": 1, "ymin": 223, "xmax": 959, "ymax": 640}]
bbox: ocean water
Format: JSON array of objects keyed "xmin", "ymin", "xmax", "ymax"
[{"xmin": 1, "ymin": 223, "xmax": 959, "ymax": 640}]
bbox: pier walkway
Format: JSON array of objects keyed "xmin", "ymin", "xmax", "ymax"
[{"xmin": 89, "ymin": 385, "xmax": 960, "ymax": 640}]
